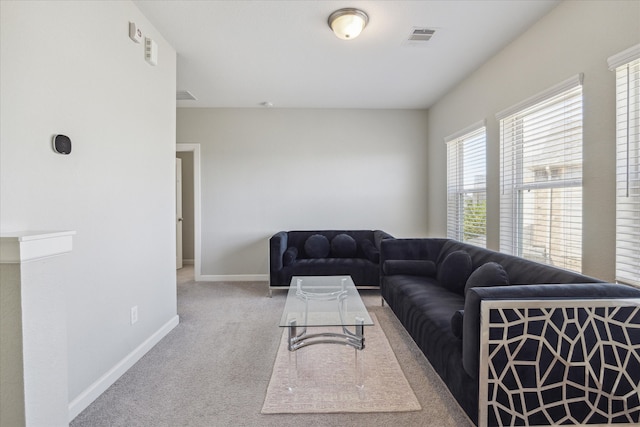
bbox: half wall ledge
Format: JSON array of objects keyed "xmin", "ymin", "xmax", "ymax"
[
  {"xmin": 0, "ymin": 230, "xmax": 75, "ymax": 427},
  {"xmin": 0, "ymin": 230, "xmax": 76, "ymax": 263}
]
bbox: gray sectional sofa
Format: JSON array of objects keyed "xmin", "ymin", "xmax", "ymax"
[{"xmin": 380, "ymin": 238, "xmax": 640, "ymax": 426}]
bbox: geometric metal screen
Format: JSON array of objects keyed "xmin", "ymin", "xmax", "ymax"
[{"xmin": 479, "ymin": 299, "xmax": 640, "ymax": 426}]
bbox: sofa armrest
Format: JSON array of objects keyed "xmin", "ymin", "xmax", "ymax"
[
  {"xmin": 463, "ymin": 282, "xmax": 640, "ymax": 379},
  {"xmin": 372, "ymin": 230, "xmax": 394, "ymax": 249},
  {"xmin": 474, "ymin": 287, "xmax": 640, "ymax": 426},
  {"xmin": 269, "ymin": 231, "xmax": 288, "ymax": 273}
]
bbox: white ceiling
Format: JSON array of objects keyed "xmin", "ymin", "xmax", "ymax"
[{"xmin": 133, "ymin": 0, "xmax": 560, "ymax": 109}]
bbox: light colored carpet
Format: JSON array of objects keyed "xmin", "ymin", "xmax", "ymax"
[
  {"xmin": 262, "ymin": 313, "xmax": 421, "ymax": 414},
  {"xmin": 70, "ymin": 266, "xmax": 474, "ymax": 427}
]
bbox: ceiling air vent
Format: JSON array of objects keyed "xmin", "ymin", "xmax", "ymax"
[
  {"xmin": 177, "ymin": 90, "xmax": 197, "ymax": 101},
  {"xmin": 409, "ymin": 28, "xmax": 435, "ymax": 42},
  {"xmin": 403, "ymin": 28, "xmax": 436, "ymax": 47}
]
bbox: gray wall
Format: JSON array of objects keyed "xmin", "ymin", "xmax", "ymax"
[
  {"xmin": 0, "ymin": 0, "xmax": 178, "ymax": 418},
  {"xmin": 426, "ymin": 0, "xmax": 640, "ymax": 281},
  {"xmin": 177, "ymin": 108, "xmax": 429, "ymax": 278}
]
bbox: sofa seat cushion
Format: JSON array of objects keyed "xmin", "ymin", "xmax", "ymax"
[
  {"xmin": 288, "ymin": 258, "xmax": 379, "ymax": 285},
  {"xmin": 451, "ymin": 310, "xmax": 464, "ymax": 339},
  {"xmin": 382, "ymin": 276, "xmax": 464, "ymax": 337},
  {"xmin": 381, "ymin": 275, "xmax": 476, "ymax": 417}
]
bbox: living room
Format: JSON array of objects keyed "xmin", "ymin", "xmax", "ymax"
[{"xmin": 1, "ymin": 1, "xmax": 638, "ymax": 426}]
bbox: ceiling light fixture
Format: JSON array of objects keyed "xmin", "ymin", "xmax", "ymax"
[{"xmin": 328, "ymin": 8, "xmax": 369, "ymax": 40}]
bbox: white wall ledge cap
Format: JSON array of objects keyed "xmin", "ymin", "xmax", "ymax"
[{"xmin": 0, "ymin": 230, "xmax": 76, "ymax": 263}]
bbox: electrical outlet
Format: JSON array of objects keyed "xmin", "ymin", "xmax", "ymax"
[{"xmin": 130, "ymin": 306, "xmax": 138, "ymax": 325}]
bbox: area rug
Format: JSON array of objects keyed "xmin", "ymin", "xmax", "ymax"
[{"xmin": 261, "ymin": 312, "xmax": 421, "ymax": 414}]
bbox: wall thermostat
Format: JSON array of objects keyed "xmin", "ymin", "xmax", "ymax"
[
  {"xmin": 129, "ymin": 22, "xmax": 142, "ymax": 43},
  {"xmin": 52, "ymin": 134, "xmax": 71, "ymax": 154}
]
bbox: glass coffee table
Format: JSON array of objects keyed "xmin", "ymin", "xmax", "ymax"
[{"xmin": 279, "ymin": 275, "xmax": 373, "ymax": 389}]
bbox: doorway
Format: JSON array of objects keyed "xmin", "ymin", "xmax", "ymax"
[
  {"xmin": 176, "ymin": 157, "xmax": 183, "ymax": 269},
  {"xmin": 176, "ymin": 143, "xmax": 202, "ymax": 281}
]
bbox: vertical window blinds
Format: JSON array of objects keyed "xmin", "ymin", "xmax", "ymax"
[
  {"xmin": 610, "ymin": 45, "xmax": 640, "ymax": 287},
  {"xmin": 446, "ymin": 124, "xmax": 487, "ymax": 247},
  {"xmin": 498, "ymin": 75, "xmax": 583, "ymax": 272}
]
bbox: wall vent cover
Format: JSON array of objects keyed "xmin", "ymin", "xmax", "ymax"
[{"xmin": 177, "ymin": 90, "xmax": 197, "ymax": 101}]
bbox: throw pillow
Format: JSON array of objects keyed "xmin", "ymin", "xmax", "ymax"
[
  {"xmin": 383, "ymin": 260, "xmax": 436, "ymax": 277},
  {"xmin": 360, "ymin": 239, "xmax": 380, "ymax": 263},
  {"xmin": 331, "ymin": 234, "xmax": 357, "ymax": 258},
  {"xmin": 282, "ymin": 246, "xmax": 298, "ymax": 266},
  {"xmin": 304, "ymin": 234, "xmax": 330, "ymax": 258},
  {"xmin": 451, "ymin": 310, "xmax": 464, "ymax": 339},
  {"xmin": 464, "ymin": 261, "xmax": 509, "ymax": 295},
  {"xmin": 437, "ymin": 250, "xmax": 473, "ymax": 295}
]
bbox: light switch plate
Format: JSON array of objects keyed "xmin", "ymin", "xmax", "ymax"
[{"xmin": 145, "ymin": 37, "xmax": 158, "ymax": 66}]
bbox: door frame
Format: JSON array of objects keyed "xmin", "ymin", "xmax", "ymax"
[
  {"xmin": 176, "ymin": 157, "xmax": 183, "ymax": 269},
  {"xmin": 176, "ymin": 143, "xmax": 202, "ymax": 281}
]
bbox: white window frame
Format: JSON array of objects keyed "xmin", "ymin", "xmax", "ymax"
[
  {"xmin": 446, "ymin": 122, "xmax": 487, "ymax": 247},
  {"xmin": 497, "ymin": 74, "xmax": 584, "ymax": 272},
  {"xmin": 609, "ymin": 44, "xmax": 640, "ymax": 287}
]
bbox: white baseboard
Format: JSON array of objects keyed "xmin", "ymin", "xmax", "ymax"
[
  {"xmin": 68, "ymin": 315, "xmax": 180, "ymax": 422},
  {"xmin": 197, "ymin": 274, "xmax": 268, "ymax": 282},
  {"xmin": 182, "ymin": 259, "xmax": 194, "ymax": 265}
]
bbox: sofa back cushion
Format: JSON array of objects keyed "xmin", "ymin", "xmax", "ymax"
[
  {"xmin": 439, "ymin": 240, "xmax": 601, "ymax": 285},
  {"xmin": 464, "ymin": 261, "xmax": 509, "ymax": 295},
  {"xmin": 304, "ymin": 234, "xmax": 330, "ymax": 258},
  {"xmin": 383, "ymin": 260, "xmax": 437, "ymax": 276},
  {"xmin": 360, "ymin": 239, "xmax": 380, "ymax": 263},
  {"xmin": 331, "ymin": 233, "xmax": 357, "ymax": 258},
  {"xmin": 286, "ymin": 230, "xmax": 391, "ymax": 260},
  {"xmin": 380, "ymin": 238, "xmax": 447, "ymax": 265},
  {"xmin": 437, "ymin": 250, "xmax": 473, "ymax": 294}
]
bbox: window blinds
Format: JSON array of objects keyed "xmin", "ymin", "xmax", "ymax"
[
  {"xmin": 499, "ymin": 77, "xmax": 583, "ymax": 272},
  {"xmin": 446, "ymin": 125, "xmax": 487, "ymax": 247},
  {"xmin": 612, "ymin": 52, "xmax": 640, "ymax": 287}
]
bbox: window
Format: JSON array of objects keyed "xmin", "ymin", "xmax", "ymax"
[
  {"xmin": 446, "ymin": 123, "xmax": 487, "ymax": 247},
  {"xmin": 609, "ymin": 45, "xmax": 640, "ymax": 287},
  {"xmin": 498, "ymin": 75, "xmax": 583, "ymax": 272}
]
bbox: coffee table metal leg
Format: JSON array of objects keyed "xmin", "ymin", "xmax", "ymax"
[
  {"xmin": 288, "ymin": 348, "xmax": 297, "ymax": 392},
  {"xmin": 287, "ymin": 319, "xmax": 297, "ymax": 391},
  {"xmin": 287, "ymin": 317, "xmax": 367, "ymax": 391},
  {"xmin": 355, "ymin": 317, "xmax": 365, "ymax": 390}
]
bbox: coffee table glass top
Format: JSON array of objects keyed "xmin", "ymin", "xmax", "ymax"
[{"xmin": 279, "ymin": 276, "xmax": 373, "ymax": 327}]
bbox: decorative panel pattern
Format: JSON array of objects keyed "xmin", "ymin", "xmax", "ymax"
[{"xmin": 479, "ymin": 299, "xmax": 640, "ymax": 426}]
